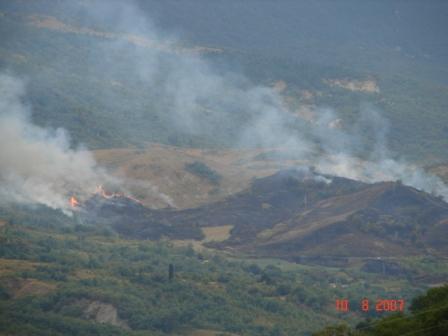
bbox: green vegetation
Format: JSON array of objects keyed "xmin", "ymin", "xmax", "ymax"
[
  {"xmin": 0, "ymin": 204, "xmax": 446, "ymax": 335},
  {"xmin": 0, "ymin": 1, "xmax": 447, "ymax": 335},
  {"xmin": 313, "ymin": 285, "xmax": 448, "ymax": 336},
  {"xmin": 0, "ymin": 2, "xmax": 448, "ymax": 162},
  {"xmin": 185, "ymin": 161, "xmax": 222, "ymax": 185}
]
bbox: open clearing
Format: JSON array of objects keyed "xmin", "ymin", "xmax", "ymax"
[{"xmin": 94, "ymin": 143, "xmax": 304, "ymax": 209}]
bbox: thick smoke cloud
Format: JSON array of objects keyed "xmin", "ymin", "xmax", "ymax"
[
  {"xmin": 1, "ymin": 0, "xmax": 447, "ymax": 214},
  {"xmin": 0, "ymin": 74, "xmax": 116, "ymax": 213}
]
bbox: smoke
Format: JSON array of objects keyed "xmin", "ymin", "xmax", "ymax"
[
  {"xmin": 2, "ymin": 0, "xmax": 447, "ymax": 212},
  {"xmin": 0, "ymin": 72, "xmax": 177, "ymax": 213},
  {"xmin": 0, "ymin": 73, "xmax": 117, "ymax": 214},
  {"xmin": 313, "ymin": 107, "xmax": 448, "ymax": 198}
]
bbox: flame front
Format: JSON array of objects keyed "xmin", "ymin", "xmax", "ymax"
[
  {"xmin": 69, "ymin": 186, "xmax": 142, "ymax": 209},
  {"xmin": 95, "ymin": 185, "xmax": 142, "ymax": 204},
  {"xmin": 95, "ymin": 185, "xmax": 107, "ymax": 197},
  {"xmin": 69, "ymin": 196, "xmax": 80, "ymax": 207},
  {"xmin": 95, "ymin": 185, "xmax": 123, "ymax": 198}
]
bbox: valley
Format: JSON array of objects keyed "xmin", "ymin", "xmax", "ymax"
[
  {"xmin": 1, "ymin": 146, "xmax": 447, "ymax": 335},
  {"xmin": 0, "ymin": 1, "xmax": 447, "ymax": 335}
]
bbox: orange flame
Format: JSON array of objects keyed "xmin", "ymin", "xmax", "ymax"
[
  {"xmin": 69, "ymin": 196, "xmax": 80, "ymax": 207},
  {"xmin": 95, "ymin": 185, "xmax": 142, "ymax": 204}
]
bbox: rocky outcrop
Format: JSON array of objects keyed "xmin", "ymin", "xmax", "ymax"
[{"xmin": 84, "ymin": 300, "xmax": 130, "ymax": 330}]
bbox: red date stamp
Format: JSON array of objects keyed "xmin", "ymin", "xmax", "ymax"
[{"xmin": 336, "ymin": 299, "xmax": 405, "ymax": 312}]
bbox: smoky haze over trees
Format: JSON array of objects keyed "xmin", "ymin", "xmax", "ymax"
[
  {"xmin": 0, "ymin": 0, "xmax": 447, "ymax": 208},
  {"xmin": 141, "ymin": 0, "xmax": 448, "ymax": 71}
]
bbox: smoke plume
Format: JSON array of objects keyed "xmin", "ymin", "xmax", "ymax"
[
  {"xmin": 0, "ymin": 74, "xmax": 116, "ymax": 214},
  {"xmin": 1, "ymin": 0, "xmax": 447, "ymax": 214}
]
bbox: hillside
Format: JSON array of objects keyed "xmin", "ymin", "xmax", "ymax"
[
  {"xmin": 0, "ymin": 213, "xmax": 341, "ymax": 336},
  {"xmin": 0, "ymin": 1, "xmax": 448, "ymax": 161},
  {"xmin": 70, "ymin": 168, "xmax": 448, "ymax": 265},
  {"xmin": 1, "ymin": 202, "xmax": 446, "ymax": 336},
  {"xmin": 1, "ymin": 1, "xmax": 447, "ymax": 335},
  {"xmin": 247, "ymin": 178, "xmax": 448, "ymax": 260},
  {"xmin": 93, "ymin": 144, "xmax": 305, "ymax": 209}
]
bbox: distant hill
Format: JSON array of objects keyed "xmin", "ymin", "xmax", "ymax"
[{"xmin": 141, "ymin": 0, "xmax": 448, "ymax": 74}]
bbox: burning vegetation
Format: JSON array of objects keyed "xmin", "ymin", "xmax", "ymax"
[
  {"xmin": 69, "ymin": 196, "xmax": 80, "ymax": 208},
  {"xmin": 68, "ymin": 185, "xmax": 142, "ymax": 209}
]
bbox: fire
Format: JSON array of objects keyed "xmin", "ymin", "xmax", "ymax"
[
  {"xmin": 95, "ymin": 185, "xmax": 123, "ymax": 198},
  {"xmin": 69, "ymin": 196, "xmax": 80, "ymax": 207},
  {"xmin": 68, "ymin": 186, "xmax": 143, "ymax": 209},
  {"xmin": 95, "ymin": 185, "xmax": 143, "ymax": 204}
]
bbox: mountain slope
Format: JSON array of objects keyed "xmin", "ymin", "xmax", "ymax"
[
  {"xmin": 251, "ymin": 180, "xmax": 448, "ymax": 259},
  {"xmin": 81, "ymin": 169, "xmax": 448, "ymax": 261},
  {"xmin": 1, "ymin": 1, "xmax": 448, "ymax": 161}
]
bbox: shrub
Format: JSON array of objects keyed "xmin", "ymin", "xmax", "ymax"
[{"xmin": 185, "ymin": 161, "xmax": 222, "ymax": 185}]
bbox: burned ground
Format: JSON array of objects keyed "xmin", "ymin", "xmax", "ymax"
[{"xmin": 77, "ymin": 168, "xmax": 448, "ymax": 261}]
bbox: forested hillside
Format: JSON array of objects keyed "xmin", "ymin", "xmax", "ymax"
[
  {"xmin": 1, "ymin": 204, "xmax": 445, "ymax": 336},
  {"xmin": 0, "ymin": 1, "xmax": 447, "ymax": 161}
]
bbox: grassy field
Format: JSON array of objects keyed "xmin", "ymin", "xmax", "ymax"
[{"xmin": 93, "ymin": 144, "xmax": 305, "ymax": 209}]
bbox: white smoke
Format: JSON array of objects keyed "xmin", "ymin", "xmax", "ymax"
[
  {"xmin": 2, "ymin": 0, "xmax": 447, "ymax": 211},
  {"xmin": 312, "ymin": 107, "xmax": 448, "ymax": 199},
  {"xmin": 0, "ymin": 74, "xmax": 116, "ymax": 214}
]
